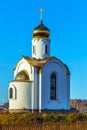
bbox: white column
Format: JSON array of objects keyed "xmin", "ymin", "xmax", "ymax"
[
  {"xmin": 32, "ymin": 68, "xmax": 34, "ymax": 113},
  {"xmin": 39, "ymin": 71, "xmax": 42, "ymax": 112}
]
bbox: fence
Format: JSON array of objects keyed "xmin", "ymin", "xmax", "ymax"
[{"xmin": 1, "ymin": 122, "xmax": 87, "ymax": 130}]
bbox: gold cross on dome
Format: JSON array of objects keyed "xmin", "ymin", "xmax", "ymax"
[{"xmin": 40, "ymin": 8, "xmax": 44, "ymax": 22}]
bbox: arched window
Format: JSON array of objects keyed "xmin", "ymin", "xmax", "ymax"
[
  {"xmin": 50, "ymin": 73, "xmax": 56, "ymax": 100},
  {"xmin": 9, "ymin": 88, "xmax": 13, "ymax": 98},
  {"xmin": 33, "ymin": 46, "xmax": 36, "ymax": 54},
  {"xmin": 45, "ymin": 45, "xmax": 47, "ymax": 54}
]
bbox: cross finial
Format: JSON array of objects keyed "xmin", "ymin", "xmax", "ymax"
[{"xmin": 40, "ymin": 8, "xmax": 44, "ymax": 23}]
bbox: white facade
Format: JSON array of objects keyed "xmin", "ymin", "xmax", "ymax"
[
  {"xmin": 41, "ymin": 59, "xmax": 70, "ymax": 110},
  {"xmin": 8, "ymin": 20, "xmax": 70, "ymax": 112},
  {"xmin": 32, "ymin": 38, "xmax": 50, "ymax": 59},
  {"xmin": 9, "ymin": 81, "xmax": 32, "ymax": 110}
]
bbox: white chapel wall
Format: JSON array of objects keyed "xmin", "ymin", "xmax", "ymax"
[
  {"xmin": 41, "ymin": 59, "xmax": 70, "ymax": 110},
  {"xmin": 9, "ymin": 81, "xmax": 32, "ymax": 110}
]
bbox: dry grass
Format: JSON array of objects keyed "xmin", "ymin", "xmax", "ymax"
[{"xmin": 0, "ymin": 112, "xmax": 87, "ymax": 125}]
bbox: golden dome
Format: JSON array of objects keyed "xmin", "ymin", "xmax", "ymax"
[
  {"xmin": 33, "ymin": 21, "xmax": 50, "ymax": 38},
  {"xmin": 15, "ymin": 71, "xmax": 29, "ymax": 81}
]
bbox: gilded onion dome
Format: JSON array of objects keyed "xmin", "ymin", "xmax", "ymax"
[
  {"xmin": 33, "ymin": 21, "xmax": 50, "ymax": 38},
  {"xmin": 15, "ymin": 71, "xmax": 29, "ymax": 81}
]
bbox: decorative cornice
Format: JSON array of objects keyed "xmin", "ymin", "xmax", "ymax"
[
  {"xmin": 13, "ymin": 56, "xmax": 70, "ymax": 76},
  {"xmin": 9, "ymin": 80, "xmax": 33, "ymax": 83}
]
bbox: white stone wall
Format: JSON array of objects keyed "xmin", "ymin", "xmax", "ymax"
[
  {"xmin": 9, "ymin": 57, "xmax": 70, "ymax": 111},
  {"xmin": 32, "ymin": 38, "xmax": 50, "ymax": 59},
  {"xmin": 41, "ymin": 59, "xmax": 70, "ymax": 110},
  {"xmin": 9, "ymin": 81, "xmax": 32, "ymax": 110}
]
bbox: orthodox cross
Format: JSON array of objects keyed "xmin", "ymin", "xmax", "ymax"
[{"xmin": 40, "ymin": 8, "xmax": 44, "ymax": 22}]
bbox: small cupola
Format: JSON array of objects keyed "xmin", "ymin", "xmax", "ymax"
[
  {"xmin": 33, "ymin": 21, "xmax": 50, "ymax": 38},
  {"xmin": 32, "ymin": 8, "xmax": 50, "ymax": 38},
  {"xmin": 32, "ymin": 8, "xmax": 51, "ymax": 59},
  {"xmin": 15, "ymin": 70, "xmax": 29, "ymax": 81}
]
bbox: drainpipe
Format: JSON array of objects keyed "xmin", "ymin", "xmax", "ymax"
[{"xmin": 39, "ymin": 68, "xmax": 42, "ymax": 113}]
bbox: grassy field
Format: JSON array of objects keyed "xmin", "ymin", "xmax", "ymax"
[{"xmin": 0, "ymin": 112, "xmax": 87, "ymax": 125}]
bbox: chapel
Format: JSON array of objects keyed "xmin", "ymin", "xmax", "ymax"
[{"xmin": 8, "ymin": 10, "xmax": 70, "ymax": 112}]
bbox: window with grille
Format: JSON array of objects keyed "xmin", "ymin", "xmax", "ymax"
[{"xmin": 50, "ymin": 73, "xmax": 56, "ymax": 100}]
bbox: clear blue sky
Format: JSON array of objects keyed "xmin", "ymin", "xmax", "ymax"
[{"xmin": 0, "ymin": 0, "xmax": 87, "ymax": 104}]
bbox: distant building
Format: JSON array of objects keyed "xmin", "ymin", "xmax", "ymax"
[
  {"xmin": 8, "ymin": 10, "xmax": 70, "ymax": 112},
  {"xmin": 70, "ymin": 99, "xmax": 87, "ymax": 113}
]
